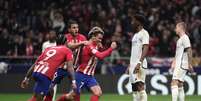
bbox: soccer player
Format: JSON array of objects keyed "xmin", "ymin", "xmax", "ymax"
[
  {"xmin": 20, "ymin": 34, "xmax": 76, "ymax": 101},
  {"xmin": 171, "ymin": 22, "xmax": 193, "ymax": 101},
  {"xmin": 56, "ymin": 27, "xmax": 117, "ymax": 101},
  {"xmin": 126, "ymin": 14, "xmax": 149, "ymax": 101},
  {"xmin": 53, "ymin": 20, "xmax": 88, "ymax": 84},
  {"xmin": 49, "ymin": 20, "xmax": 89, "ymax": 101}
]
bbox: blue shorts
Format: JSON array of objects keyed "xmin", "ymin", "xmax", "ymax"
[
  {"xmin": 75, "ymin": 72, "xmax": 98, "ymax": 94},
  {"xmin": 52, "ymin": 68, "xmax": 68, "ymax": 84},
  {"xmin": 32, "ymin": 72, "xmax": 51, "ymax": 95}
]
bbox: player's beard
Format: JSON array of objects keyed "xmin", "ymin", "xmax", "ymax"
[{"xmin": 71, "ymin": 32, "xmax": 78, "ymax": 36}]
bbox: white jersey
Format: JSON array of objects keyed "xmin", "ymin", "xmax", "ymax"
[
  {"xmin": 130, "ymin": 28, "xmax": 149, "ymax": 69},
  {"xmin": 42, "ymin": 41, "xmax": 56, "ymax": 52},
  {"xmin": 175, "ymin": 34, "xmax": 191, "ymax": 70}
]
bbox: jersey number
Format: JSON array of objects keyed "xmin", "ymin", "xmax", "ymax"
[
  {"xmin": 34, "ymin": 49, "xmax": 57, "ymax": 74},
  {"xmin": 43, "ymin": 49, "xmax": 57, "ymax": 61}
]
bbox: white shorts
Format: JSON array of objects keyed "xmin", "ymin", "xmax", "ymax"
[
  {"xmin": 129, "ymin": 67, "xmax": 146, "ymax": 84},
  {"xmin": 172, "ymin": 67, "xmax": 187, "ymax": 82}
]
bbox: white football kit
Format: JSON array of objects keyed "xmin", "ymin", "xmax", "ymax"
[
  {"xmin": 172, "ymin": 34, "xmax": 191, "ymax": 82},
  {"xmin": 129, "ymin": 28, "xmax": 149, "ymax": 83}
]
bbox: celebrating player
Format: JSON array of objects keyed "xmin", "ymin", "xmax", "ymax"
[
  {"xmin": 48, "ymin": 20, "xmax": 88, "ymax": 101},
  {"xmin": 126, "ymin": 14, "xmax": 149, "ymax": 101},
  {"xmin": 52, "ymin": 20, "xmax": 88, "ymax": 84},
  {"xmin": 20, "ymin": 34, "xmax": 76, "ymax": 101},
  {"xmin": 56, "ymin": 27, "xmax": 117, "ymax": 101},
  {"xmin": 171, "ymin": 22, "xmax": 193, "ymax": 101}
]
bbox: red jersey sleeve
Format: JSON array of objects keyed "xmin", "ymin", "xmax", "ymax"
[
  {"xmin": 89, "ymin": 46, "xmax": 113, "ymax": 60},
  {"xmin": 66, "ymin": 49, "xmax": 74, "ymax": 61}
]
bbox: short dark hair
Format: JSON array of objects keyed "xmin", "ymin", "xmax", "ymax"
[
  {"xmin": 56, "ymin": 34, "xmax": 66, "ymax": 45},
  {"xmin": 67, "ymin": 20, "xmax": 78, "ymax": 28},
  {"xmin": 133, "ymin": 14, "xmax": 146, "ymax": 26}
]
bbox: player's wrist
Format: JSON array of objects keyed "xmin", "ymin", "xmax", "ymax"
[
  {"xmin": 72, "ymin": 80, "xmax": 76, "ymax": 84},
  {"xmin": 137, "ymin": 61, "xmax": 142, "ymax": 65},
  {"xmin": 24, "ymin": 77, "xmax": 30, "ymax": 81}
]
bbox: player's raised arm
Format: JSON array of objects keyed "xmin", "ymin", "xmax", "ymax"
[
  {"xmin": 91, "ymin": 42, "xmax": 117, "ymax": 60},
  {"xmin": 20, "ymin": 63, "xmax": 35, "ymax": 88}
]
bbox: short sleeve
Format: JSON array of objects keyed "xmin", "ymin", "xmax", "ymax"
[
  {"xmin": 182, "ymin": 35, "xmax": 191, "ymax": 48},
  {"xmin": 142, "ymin": 31, "xmax": 149, "ymax": 45}
]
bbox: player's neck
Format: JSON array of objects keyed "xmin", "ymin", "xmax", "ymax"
[
  {"xmin": 137, "ymin": 26, "xmax": 143, "ymax": 32},
  {"xmin": 179, "ymin": 31, "xmax": 186, "ymax": 37},
  {"xmin": 70, "ymin": 33, "xmax": 78, "ymax": 37}
]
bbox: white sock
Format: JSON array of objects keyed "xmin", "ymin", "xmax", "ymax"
[
  {"xmin": 178, "ymin": 87, "xmax": 185, "ymax": 101},
  {"xmin": 133, "ymin": 91, "xmax": 139, "ymax": 101},
  {"xmin": 139, "ymin": 90, "xmax": 147, "ymax": 101},
  {"xmin": 171, "ymin": 85, "xmax": 179, "ymax": 101}
]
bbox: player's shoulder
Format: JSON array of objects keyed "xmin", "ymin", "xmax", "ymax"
[
  {"xmin": 139, "ymin": 29, "xmax": 149, "ymax": 38},
  {"xmin": 65, "ymin": 33, "xmax": 72, "ymax": 38},
  {"xmin": 78, "ymin": 33, "xmax": 87, "ymax": 40},
  {"xmin": 183, "ymin": 34, "xmax": 189, "ymax": 38},
  {"xmin": 181, "ymin": 34, "xmax": 190, "ymax": 41},
  {"xmin": 141, "ymin": 29, "xmax": 149, "ymax": 35},
  {"xmin": 42, "ymin": 41, "xmax": 50, "ymax": 45}
]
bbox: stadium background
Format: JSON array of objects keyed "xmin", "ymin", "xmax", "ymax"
[{"xmin": 0, "ymin": 0, "xmax": 201, "ymax": 101}]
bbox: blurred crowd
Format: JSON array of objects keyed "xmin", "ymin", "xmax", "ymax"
[{"xmin": 0, "ymin": 0, "xmax": 201, "ymax": 59}]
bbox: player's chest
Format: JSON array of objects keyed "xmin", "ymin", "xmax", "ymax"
[
  {"xmin": 68, "ymin": 37, "xmax": 82, "ymax": 43},
  {"xmin": 176, "ymin": 39, "xmax": 183, "ymax": 49},
  {"xmin": 132, "ymin": 34, "xmax": 142, "ymax": 44}
]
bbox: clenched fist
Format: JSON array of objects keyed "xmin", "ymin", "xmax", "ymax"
[{"xmin": 111, "ymin": 42, "xmax": 117, "ymax": 49}]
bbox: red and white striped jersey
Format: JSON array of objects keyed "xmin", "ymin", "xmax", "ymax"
[
  {"xmin": 33, "ymin": 45, "xmax": 73, "ymax": 79},
  {"xmin": 76, "ymin": 42, "xmax": 113, "ymax": 76},
  {"xmin": 65, "ymin": 33, "xmax": 86, "ymax": 67}
]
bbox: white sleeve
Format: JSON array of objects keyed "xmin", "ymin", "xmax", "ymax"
[
  {"xmin": 142, "ymin": 31, "xmax": 149, "ymax": 45},
  {"xmin": 182, "ymin": 35, "xmax": 191, "ymax": 48}
]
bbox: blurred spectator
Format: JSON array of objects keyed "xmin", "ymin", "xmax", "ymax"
[
  {"xmin": 50, "ymin": 10, "xmax": 65, "ymax": 33},
  {"xmin": 0, "ymin": 0, "xmax": 200, "ymax": 59},
  {"xmin": 25, "ymin": 38, "xmax": 34, "ymax": 56}
]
